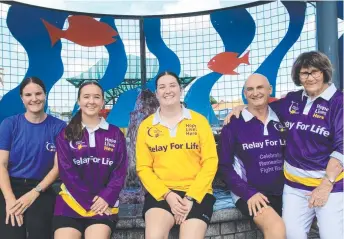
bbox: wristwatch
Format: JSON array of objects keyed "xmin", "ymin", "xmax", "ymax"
[
  {"xmin": 185, "ymin": 195, "xmax": 194, "ymax": 202},
  {"xmin": 324, "ymin": 174, "xmax": 335, "ymax": 185},
  {"xmin": 34, "ymin": 185, "xmax": 43, "ymax": 193}
]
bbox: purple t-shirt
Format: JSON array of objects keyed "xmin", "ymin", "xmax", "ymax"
[
  {"xmin": 219, "ymin": 107, "xmax": 286, "ymax": 201},
  {"xmin": 54, "ymin": 120, "xmax": 128, "ymax": 219},
  {"xmin": 270, "ymin": 84, "xmax": 343, "ymax": 192}
]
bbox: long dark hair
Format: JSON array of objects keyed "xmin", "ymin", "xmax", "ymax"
[
  {"xmin": 64, "ymin": 81, "xmax": 104, "ymax": 141},
  {"xmin": 19, "ymin": 76, "xmax": 47, "ymax": 95}
]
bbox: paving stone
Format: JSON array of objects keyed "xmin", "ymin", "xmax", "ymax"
[{"xmin": 221, "ymin": 221, "xmax": 236, "ymax": 234}]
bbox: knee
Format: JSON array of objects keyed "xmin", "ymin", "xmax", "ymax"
[
  {"xmin": 265, "ymin": 219, "xmax": 286, "ymax": 239},
  {"xmin": 284, "ymin": 220, "xmax": 307, "ymax": 239},
  {"xmin": 145, "ymin": 228, "xmax": 169, "ymax": 239}
]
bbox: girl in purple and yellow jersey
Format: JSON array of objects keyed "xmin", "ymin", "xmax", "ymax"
[
  {"xmin": 53, "ymin": 82, "xmax": 128, "ymax": 239},
  {"xmin": 136, "ymin": 72, "xmax": 218, "ymax": 239},
  {"xmin": 0, "ymin": 77, "xmax": 66, "ymax": 239}
]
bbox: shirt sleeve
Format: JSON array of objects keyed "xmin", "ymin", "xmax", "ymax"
[
  {"xmin": 136, "ymin": 123, "xmax": 170, "ymax": 201},
  {"xmin": 330, "ymin": 99, "xmax": 343, "ymax": 166},
  {"xmin": 0, "ymin": 118, "xmax": 14, "ymax": 151},
  {"xmin": 219, "ymin": 121, "xmax": 258, "ymax": 201},
  {"xmin": 56, "ymin": 131, "xmax": 95, "ymax": 210},
  {"xmin": 186, "ymin": 117, "xmax": 218, "ymax": 203},
  {"xmin": 98, "ymin": 131, "xmax": 128, "ymax": 206},
  {"xmin": 269, "ymin": 97, "xmax": 287, "ymax": 120},
  {"xmin": 56, "ymin": 121, "xmax": 67, "ymax": 136}
]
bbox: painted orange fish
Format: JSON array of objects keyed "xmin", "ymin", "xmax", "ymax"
[
  {"xmin": 208, "ymin": 51, "xmax": 250, "ymax": 75},
  {"xmin": 41, "ymin": 15, "xmax": 118, "ymax": 47}
]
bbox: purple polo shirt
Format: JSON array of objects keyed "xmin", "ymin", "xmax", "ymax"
[
  {"xmin": 270, "ymin": 83, "xmax": 343, "ymax": 192},
  {"xmin": 220, "ymin": 107, "xmax": 286, "ymax": 201},
  {"xmin": 54, "ymin": 118, "xmax": 128, "ymax": 219}
]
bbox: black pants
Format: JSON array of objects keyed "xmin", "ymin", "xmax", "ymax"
[
  {"xmin": 235, "ymin": 194, "xmax": 283, "ymax": 218},
  {"xmin": 0, "ymin": 177, "xmax": 56, "ymax": 239}
]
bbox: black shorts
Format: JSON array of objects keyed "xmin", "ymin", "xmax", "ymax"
[
  {"xmin": 142, "ymin": 190, "xmax": 216, "ymax": 225},
  {"xmin": 52, "ymin": 216, "xmax": 117, "ymax": 234},
  {"xmin": 235, "ymin": 194, "xmax": 282, "ymax": 218}
]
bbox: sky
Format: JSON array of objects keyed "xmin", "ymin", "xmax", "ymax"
[
  {"xmin": 0, "ymin": 1, "xmax": 343, "ymax": 114},
  {"xmin": 11, "ymin": 0, "xmax": 256, "ymax": 15}
]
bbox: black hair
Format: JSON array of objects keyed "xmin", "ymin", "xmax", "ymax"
[
  {"xmin": 155, "ymin": 71, "xmax": 181, "ymax": 89},
  {"xmin": 64, "ymin": 81, "xmax": 104, "ymax": 141},
  {"xmin": 291, "ymin": 51, "xmax": 332, "ymax": 86},
  {"xmin": 19, "ymin": 76, "xmax": 47, "ymax": 95}
]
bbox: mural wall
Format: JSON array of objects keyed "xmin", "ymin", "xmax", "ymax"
[{"xmin": 0, "ymin": 1, "xmax": 342, "ymax": 126}]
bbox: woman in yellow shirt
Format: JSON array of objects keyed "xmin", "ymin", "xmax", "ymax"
[{"xmin": 136, "ymin": 71, "xmax": 218, "ymax": 239}]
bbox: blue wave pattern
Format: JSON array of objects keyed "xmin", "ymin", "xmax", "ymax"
[
  {"xmin": 98, "ymin": 17, "xmax": 127, "ymax": 91},
  {"xmin": 185, "ymin": 8, "xmax": 255, "ymax": 124},
  {"xmin": 252, "ymin": 2, "xmax": 306, "ymax": 99},
  {"xmin": 0, "ymin": 5, "xmax": 68, "ymax": 122},
  {"xmin": 108, "ymin": 18, "xmax": 181, "ymax": 127},
  {"xmin": 144, "ymin": 18, "xmax": 181, "ymax": 91},
  {"xmin": 73, "ymin": 17, "xmax": 128, "ymax": 117}
]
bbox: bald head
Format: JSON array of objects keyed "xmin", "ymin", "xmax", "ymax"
[
  {"xmin": 244, "ymin": 73, "xmax": 272, "ymax": 108},
  {"xmin": 244, "ymin": 73, "xmax": 270, "ymax": 89}
]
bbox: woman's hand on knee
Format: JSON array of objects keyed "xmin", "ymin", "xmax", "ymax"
[
  {"xmin": 166, "ymin": 192, "xmax": 188, "ymax": 216},
  {"xmin": 175, "ymin": 197, "xmax": 194, "ymax": 225},
  {"xmin": 91, "ymin": 196, "xmax": 109, "ymax": 216}
]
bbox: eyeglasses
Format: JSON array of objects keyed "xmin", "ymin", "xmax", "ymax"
[{"xmin": 299, "ymin": 70, "xmax": 322, "ymax": 80}]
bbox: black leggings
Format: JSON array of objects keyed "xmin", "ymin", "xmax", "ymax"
[{"xmin": 0, "ymin": 177, "xmax": 56, "ymax": 239}]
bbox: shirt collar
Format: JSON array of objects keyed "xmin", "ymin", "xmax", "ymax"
[
  {"xmin": 82, "ymin": 117, "xmax": 109, "ymax": 131},
  {"xmin": 153, "ymin": 106, "xmax": 192, "ymax": 125},
  {"xmin": 301, "ymin": 83, "xmax": 337, "ymax": 101},
  {"xmin": 242, "ymin": 106, "xmax": 280, "ymax": 123}
]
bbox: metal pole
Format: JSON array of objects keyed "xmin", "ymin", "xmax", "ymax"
[
  {"xmin": 139, "ymin": 18, "xmax": 147, "ymax": 89},
  {"xmin": 316, "ymin": 2, "xmax": 341, "ymax": 89}
]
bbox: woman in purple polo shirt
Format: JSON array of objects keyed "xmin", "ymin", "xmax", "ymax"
[{"xmin": 52, "ymin": 82, "xmax": 128, "ymax": 239}]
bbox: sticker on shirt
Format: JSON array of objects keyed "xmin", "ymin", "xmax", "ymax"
[
  {"xmin": 45, "ymin": 142, "xmax": 56, "ymax": 152},
  {"xmin": 273, "ymin": 122, "xmax": 287, "ymax": 132},
  {"xmin": 289, "ymin": 101, "xmax": 300, "ymax": 115},
  {"xmin": 104, "ymin": 137, "xmax": 116, "ymax": 152},
  {"xmin": 185, "ymin": 123, "xmax": 197, "ymax": 136},
  {"xmin": 147, "ymin": 127, "xmax": 163, "ymax": 138},
  {"xmin": 69, "ymin": 141, "xmax": 87, "ymax": 150},
  {"xmin": 313, "ymin": 104, "xmax": 329, "ymax": 120}
]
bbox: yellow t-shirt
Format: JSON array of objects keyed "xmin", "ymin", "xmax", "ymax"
[{"xmin": 136, "ymin": 108, "xmax": 218, "ymax": 203}]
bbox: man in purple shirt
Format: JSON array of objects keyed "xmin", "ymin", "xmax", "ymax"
[{"xmin": 219, "ymin": 74, "xmax": 286, "ymax": 239}]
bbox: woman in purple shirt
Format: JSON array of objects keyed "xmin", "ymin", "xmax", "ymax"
[{"xmin": 53, "ymin": 82, "xmax": 128, "ymax": 239}]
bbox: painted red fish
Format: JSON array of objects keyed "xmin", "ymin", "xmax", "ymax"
[
  {"xmin": 268, "ymin": 97, "xmax": 278, "ymax": 103},
  {"xmin": 208, "ymin": 51, "xmax": 250, "ymax": 75},
  {"xmin": 41, "ymin": 15, "xmax": 118, "ymax": 47}
]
